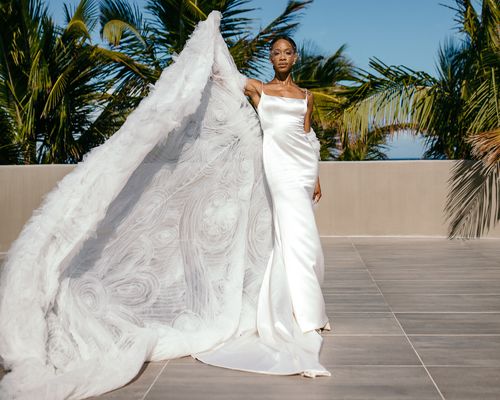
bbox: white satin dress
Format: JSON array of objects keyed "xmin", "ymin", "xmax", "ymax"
[{"xmin": 193, "ymin": 83, "xmax": 331, "ymax": 377}]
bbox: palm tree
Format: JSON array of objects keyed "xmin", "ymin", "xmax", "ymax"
[
  {"xmin": 95, "ymin": 0, "xmax": 321, "ymax": 171},
  {"xmin": 100, "ymin": 0, "xmax": 314, "ymax": 81},
  {"xmin": 338, "ymin": 0, "xmax": 499, "ymax": 237},
  {"xmin": 0, "ymin": 0, "xmax": 151, "ymax": 163},
  {"xmin": 445, "ymin": 0, "xmax": 499, "ymax": 238},
  {"xmin": 291, "ymin": 42, "xmax": 391, "ymax": 160},
  {"xmin": 7, "ymin": 0, "xmax": 314, "ymax": 163},
  {"xmin": 0, "ymin": 0, "xmax": 316, "ymax": 164}
]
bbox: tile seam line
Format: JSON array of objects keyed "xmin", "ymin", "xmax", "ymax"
[
  {"xmin": 321, "ymin": 235, "xmax": 500, "ymax": 240},
  {"xmin": 325, "ymin": 311, "xmax": 500, "ymax": 313},
  {"xmin": 327, "ymin": 364, "xmax": 500, "ymax": 367},
  {"xmin": 324, "ymin": 293, "xmax": 500, "ymax": 296},
  {"xmin": 350, "ymin": 241, "xmax": 446, "ymax": 400},
  {"xmin": 321, "ymin": 334, "xmax": 500, "ymax": 336},
  {"xmin": 358, "ymin": 279, "xmax": 500, "ymax": 281},
  {"xmin": 141, "ymin": 360, "xmax": 169, "ymax": 400}
]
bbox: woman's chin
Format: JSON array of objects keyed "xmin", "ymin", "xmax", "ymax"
[{"xmin": 274, "ymin": 66, "xmax": 291, "ymax": 73}]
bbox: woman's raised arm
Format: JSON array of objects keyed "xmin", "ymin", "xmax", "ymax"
[{"xmin": 243, "ymin": 78, "xmax": 263, "ymax": 108}]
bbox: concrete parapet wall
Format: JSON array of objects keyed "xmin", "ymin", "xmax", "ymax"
[
  {"xmin": 1, "ymin": 161, "xmax": 499, "ymax": 252},
  {"xmin": 316, "ymin": 160, "xmax": 500, "ymax": 238}
]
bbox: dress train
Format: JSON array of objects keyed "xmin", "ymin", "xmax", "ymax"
[{"xmin": 0, "ymin": 11, "xmax": 330, "ymax": 400}]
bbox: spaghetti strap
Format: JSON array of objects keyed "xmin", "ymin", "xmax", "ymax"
[
  {"xmin": 305, "ymin": 88, "xmax": 308, "ymax": 105},
  {"xmin": 261, "ymin": 81, "xmax": 265, "ymax": 95}
]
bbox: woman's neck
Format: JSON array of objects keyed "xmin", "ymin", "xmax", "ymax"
[{"xmin": 272, "ymin": 72, "xmax": 293, "ymax": 86}]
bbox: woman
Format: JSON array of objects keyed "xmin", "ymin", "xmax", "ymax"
[
  {"xmin": 0, "ymin": 11, "xmax": 330, "ymax": 400},
  {"xmin": 247, "ymin": 35, "xmax": 330, "ymax": 334},
  {"xmin": 193, "ymin": 33, "xmax": 331, "ymax": 377},
  {"xmin": 247, "ymin": 35, "xmax": 331, "ymax": 335}
]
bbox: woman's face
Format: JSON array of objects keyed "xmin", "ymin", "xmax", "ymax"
[{"xmin": 269, "ymin": 39, "xmax": 297, "ymax": 73}]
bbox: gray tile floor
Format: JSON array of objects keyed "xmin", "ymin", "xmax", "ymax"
[{"xmin": 2, "ymin": 237, "xmax": 500, "ymax": 399}]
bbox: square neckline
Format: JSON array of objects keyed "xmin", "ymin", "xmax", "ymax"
[
  {"xmin": 261, "ymin": 82, "xmax": 308, "ymax": 101},
  {"xmin": 262, "ymin": 91, "xmax": 306, "ymax": 101}
]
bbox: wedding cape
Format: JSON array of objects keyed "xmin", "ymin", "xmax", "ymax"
[{"xmin": 0, "ymin": 11, "xmax": 325, "ymax": 400}]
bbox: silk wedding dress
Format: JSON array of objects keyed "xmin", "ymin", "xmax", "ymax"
[{"xmin": 0, "ymin": 11, "xmax": 330, "ymax": 400}]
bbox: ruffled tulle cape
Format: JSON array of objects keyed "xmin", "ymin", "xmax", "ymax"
[{"xmin": 0, "ymin": 11, "xmax": 329, "ymax": 400}]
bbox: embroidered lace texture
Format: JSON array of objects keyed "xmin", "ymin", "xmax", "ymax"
[
  {"xmin": 0, "ymin": 12, "xmax": 272, "ymax": 400},
  {"xmin": 0, "ymin": 11, "xmax": 328, "ymax": 400}
]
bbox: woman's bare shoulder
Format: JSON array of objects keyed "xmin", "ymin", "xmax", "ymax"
[
  {"xmin": 290, "ymin": 84, "xmax": 312, "ymax": 100},
  {"xmin": 245, "ymin": 78, "xmax": 263, "ymax": 94},
  {"xmin": 302, "ymin": 87, "xmax": 314, "ymax": 102}
]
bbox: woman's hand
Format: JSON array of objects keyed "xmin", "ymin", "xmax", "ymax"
[{"xmin": 313, "ymin": 176, "xmax": 322, "ymax": 204}]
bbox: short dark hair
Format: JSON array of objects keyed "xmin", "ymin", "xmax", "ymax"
[{"xmin": 270, "ymin": 35, "xmax": 297, "ymax": 53}]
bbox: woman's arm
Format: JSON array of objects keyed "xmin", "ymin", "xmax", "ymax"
[
  {"xmin": 243, "ymin": 78, "xmax": 263, "ymax": 108},
  {"xmin": 313, "ymin": 175, "xmax": 322, "ymax": 204},
  {"xmin": 304, "ymin": 90, "xmax": 314, "ymax": 133},
  {"xmin": 304, "ymin": 91, "xmax": 322, "ymax": 204}
]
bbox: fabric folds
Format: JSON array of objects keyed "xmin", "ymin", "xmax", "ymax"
[{"xmin": 0, "ymin": 11, "xmax": 329, "ymax": 400}]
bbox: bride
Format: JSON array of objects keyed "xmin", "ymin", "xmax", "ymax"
[{"xmin": 0, "ymin": 11, "xmax": 330, "ymax": 400}]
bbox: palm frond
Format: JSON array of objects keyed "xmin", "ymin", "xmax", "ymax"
[
  {"xmin": 446, "ymin": 159, "xmax": 499, "ymax": 238},
  {"xmin": 467, "ymin": 127, "xmax": 500, "ymax": 166},
  {"xmin": 339, "ymin": 58, "xmax": 435, "ymax": 142},
  {"xmin": 463, "ymin": 47, "xmax": 500, "ymax": 134},
  {"xmin": 102, "ymin": 19, "xmax": 146, "ymax": 46},
  {"xmin": 63, "ymin": 0, "xmax": 99, "ymax": 39},
  {"xmin": 480, "ymin": 0, "xmax": 499, "ymax": 48},
  {"xmin": 440, "ymin": 0, "xmax": 480, "ymax": 44},
  {"xmin": 183, "ymin": 0, "xmax": 208, "ymax": 20},
  {"xmin": 230, "ymin": 0, "xmax": 312, "ymax": 75},
  {"xmin": 100, "ymin": 0, "xmax": 147, "ymax": 46},
  {"xmin": 219, "ymin": 0, "xmax": 254, "ymax": 39}
]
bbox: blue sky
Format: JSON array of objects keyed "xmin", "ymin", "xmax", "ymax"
[{"xmin": 47, "ymin": 0, "xmax": 464, "ymax": 159}]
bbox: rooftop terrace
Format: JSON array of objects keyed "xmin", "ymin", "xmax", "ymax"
[
  {"xmin": 1, "ymin": 161, "xmax": 499, "ymax": 398},
  {"xmin": 3, "ymin": 236, "xmax": 498, "ymax": 399}
]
